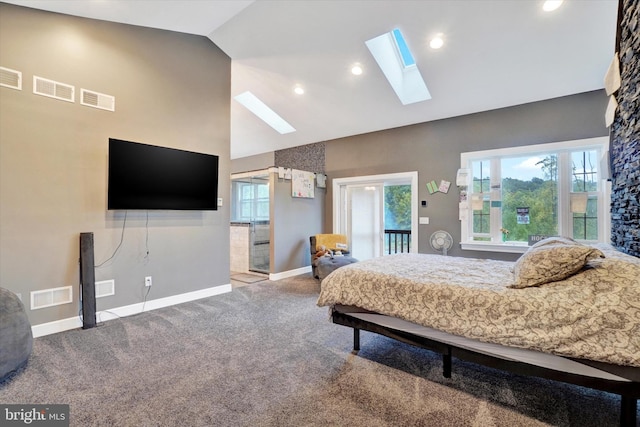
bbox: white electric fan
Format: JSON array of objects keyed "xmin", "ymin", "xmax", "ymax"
[{"xmin": 430, "ymin": 230, "xmax": 453, "ymax": 256}]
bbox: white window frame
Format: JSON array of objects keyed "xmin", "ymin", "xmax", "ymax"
[
  {"xmin": 459, "ymin": 137, "xmax": 611, "ymax": 253},
  {"xmin": 232, "ymin": 179, "xmax": 270, "ymax": 222}
]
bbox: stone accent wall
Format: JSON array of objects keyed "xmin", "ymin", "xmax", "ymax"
[
  {"xmin": 610, "ymin": 0, "xmax": 640, "ymax": 257},
  {"xmin": 274, "ymin": 142, "xmax": 325, "ymax": 173}
]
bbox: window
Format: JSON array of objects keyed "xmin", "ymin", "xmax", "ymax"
[
  {"xmin": 460, "ymin": 137, "xmax": 610, "ymax": 253},
  {"xmin": 232, "ymin": 179, "xmax": 269, "ymax": 222},
  {"xmin": 384, "ymin": 184, "xmax": 412, "ymax": 254}
]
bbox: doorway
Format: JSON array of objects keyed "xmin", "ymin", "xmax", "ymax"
[
  {"xmin": 231, "ymin": 170, "xmax": 270, "ymax": 274},
  {"xmin": 333, "ymin": 172, "xmax": 418, "ymax": 261},
  {"xmin": 347, "ymin": 183, "xmax": 384, "ymax": 260}
]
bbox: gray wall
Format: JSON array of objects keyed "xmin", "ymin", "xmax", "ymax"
[
  {"xmin": 325, "ymin": 90, "xmax": 609, "ymax": 261},
  {"xmin": 231, "ymin": 152, "xmax": 325, "ymax": 274},
  {"xmin": 271, "ymin": 176, "xmax": 324, "ymax": 273},
  {"xmin": 0, "ymin": 4, "xmax": 231, "ymax": 326},
  {"xmin": 230, "ymin": 152, "xmax": 274, "ymax": 174},
  {"xmin": 270, "ymin": 144, "xmax": 326, "ymax": 273}
]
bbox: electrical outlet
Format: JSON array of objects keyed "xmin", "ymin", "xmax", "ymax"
[{"xmin": 145, "ymin": 276, "xmax": 152, "ymax": 287}]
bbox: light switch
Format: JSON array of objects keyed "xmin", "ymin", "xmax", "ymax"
[
  {"xmin": 419, "ymin": 217, "xmax": 429, "ymax": 225},
  {"xmin": 217, "ymin": 197, "xmax": 223, "ymax": 207}
]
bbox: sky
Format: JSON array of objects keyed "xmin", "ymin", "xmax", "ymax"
[
  {"xmin": 502, "ymin": 150, "xmax": 598, "ymax": 182},
  {"xmin": 502, "ymin": 156, "xmax": 548, "ymax": 181}
]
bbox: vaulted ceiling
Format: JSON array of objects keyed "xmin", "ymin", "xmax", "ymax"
[{"xmin": 3, "ymin": 1, "xmax": 618, "ymax": 159}]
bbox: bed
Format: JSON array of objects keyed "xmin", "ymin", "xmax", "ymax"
[{"xmin": 316, "ymin": 239, "xmax": 640, "ymax": 426}]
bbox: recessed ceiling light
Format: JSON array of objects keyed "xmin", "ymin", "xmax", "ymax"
[
  {"xmin": 542, "ymin": 0, "xmax": 563, "ymax": 12},
  {"xmin": 234, "ymin": 91, "xmax": 295, "ymax": 134},
  {"xmin": 294, "ymin": 86, "xmax": 304, "ymax": 95},
  {"xmin": 351, "ymin": 65, "xmax": 363, "ymax": 75},
  {"xmin": 429, "ymin": 34, "xmax": 444, "ymax": 49}
]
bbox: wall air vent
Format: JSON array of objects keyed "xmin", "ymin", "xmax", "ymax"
[
  {"xmin": 0, "ymin": 66, "xmax": 22, "ymax": 90},
  {"xmin": 31, "ymin": 286, "xmax": 73, "ymax": 310},
  {"xmin": 81, "ymin": 89, "xmax": 115, "ymax": 111},
  {"xmin": 95, "ymin": 279, "xmax": 115, "ymax": 298},
  {"xmin": 33, "ymin": 76, "xmax": 74, "ymax": 102}
]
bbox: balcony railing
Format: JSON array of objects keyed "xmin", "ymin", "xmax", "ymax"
[{"xmin": 384, "ymin": 229, "xmax": 411, "ymax": 254}]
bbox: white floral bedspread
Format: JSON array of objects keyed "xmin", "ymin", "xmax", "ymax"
[{"xmin": 317, "ymin": 246, "xmax": 640, "ymax": 367}]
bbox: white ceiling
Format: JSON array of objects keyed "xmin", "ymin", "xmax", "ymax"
[{"xmin": 4, "ymin": 1, "xmax": 618, "ymax": 159}]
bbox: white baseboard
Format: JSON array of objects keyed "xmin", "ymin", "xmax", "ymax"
[
  {"xmin": 269, "ymin": 265, "xmax": 311, "ymax": 281},
  {"xmin": 32, "ymin": 316, "xmax": 84, "ymax": 338},
  {"xmin": 31, "ymin": 283, "xmax": 232, "ymax": 338}
]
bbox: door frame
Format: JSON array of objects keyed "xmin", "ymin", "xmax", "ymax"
[{"xmin": 332, "ymin": 171, "xmax": 419, "ymax": 253}]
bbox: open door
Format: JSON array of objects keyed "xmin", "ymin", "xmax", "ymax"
[{"xmin": 346, "ymin": 184, "xmax": 384, "ymax": 260}]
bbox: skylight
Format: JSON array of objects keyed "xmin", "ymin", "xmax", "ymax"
[
  {"xmin": 391, "ymin": 29, "xmax": 416, "ymax": 68},
  {"xmin": 366, "ymin": 28, "xmax": 431, "ymax": 105},
  {"xmin": 234, "ymin": 91, "xmax": 296, "ymax": 134}
]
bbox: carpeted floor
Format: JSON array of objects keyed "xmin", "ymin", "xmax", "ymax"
[
  {"xmin": 230, "ymin": 272, "xmax": 268, "ymax": 284},
  {"xmin": 0, "ymin": 274, "xmax": 632, "ymax": 426}
]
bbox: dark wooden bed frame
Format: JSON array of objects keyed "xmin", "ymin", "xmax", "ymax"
[{"xmin": 332, "ymin": 308, "xmax": 639, "ymax": 427}]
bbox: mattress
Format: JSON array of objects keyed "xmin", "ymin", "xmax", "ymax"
[{"xmin": 317, "ymin": 245, "xmax": 640, "ymax": 367}]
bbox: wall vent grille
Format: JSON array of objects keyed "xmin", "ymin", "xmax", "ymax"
[
  {"xmin": 33, "ymin": 76, "xmax": 74, "ymax": 102},
  {"xmin": 95, "ymin": 279, "xmax": 115, "ymax": 298},
  {"xmin": 31, "ymin": 286, "xmax": 73, "ymax": 310},
  {"xmin": 0, "ymin": 66, "xmax": 22, "ymax": 90},
  {"xmin": 81, "ymin": 89, "xmax": 115, "ymax": 111}
]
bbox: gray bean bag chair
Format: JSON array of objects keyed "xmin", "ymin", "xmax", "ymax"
[
  {"xmin": 0, "ymin": 287, "xmax": 33, "ymax": 380},
  {"xmin": 314, "ymin": 255, "xmax": 358, "ymax": 281}
]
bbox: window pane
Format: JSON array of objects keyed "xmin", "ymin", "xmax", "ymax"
[
  {"xmin": 473, "ymin": 203, "xmax": 490, "ymax": 234},
  {"xmin": 472, "ymin": 160, "xmax": 490, "ymax": 193},
  {"xmin": 241, "ymin": 184, "xmax": 254, "ymax": 198},
  {"xmin": 232, "ymin": 180, "xmax": 270, "ymax": 221},
  {"xmin": 256, "ymin": 201, "xmax": 269, "ymax": 219},
  {"xmin": 571, "ymin": 151, "xmax": 598, "ymax": 241},
  {"xmin": 384, "ymin": 185, "xmax": 412, "ymax": 230},
  {"xmin": 501, "ymin": 154, "xmax": 558, "ymax": 242},
  {"xmin": 573, "ymin": 216, "xmax": 599, "ymax": 240},
  {"xmin": 573, "ymin": 196, "xmax": 598, "ymax": 240},
  {"xmin": 471, "ymin": 161, "xmax": 490, "ymax": 235},
  {"xmin": 572, "ymin": 150, "xmax": 598, "ymax": 192},
  {"xmin": 257, "ymin": 183, "xmax": 269, "ymax": 198},
  {"xmin": 240, "ymin": 201, "xmax": 252, "ymax": 219}
]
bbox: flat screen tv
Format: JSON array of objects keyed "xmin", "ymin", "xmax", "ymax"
[{"xmin": 108, "ymin": 138, "xmax": 219, "ymax": 210}]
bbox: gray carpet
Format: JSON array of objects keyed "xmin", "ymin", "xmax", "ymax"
[
  {"xmin": 230, "ymin": 273, "xmax": 268, "ymax": 284},
  {"xmin": 0, "ymin": 274, "xmax": 632, "ymax": 426}
]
